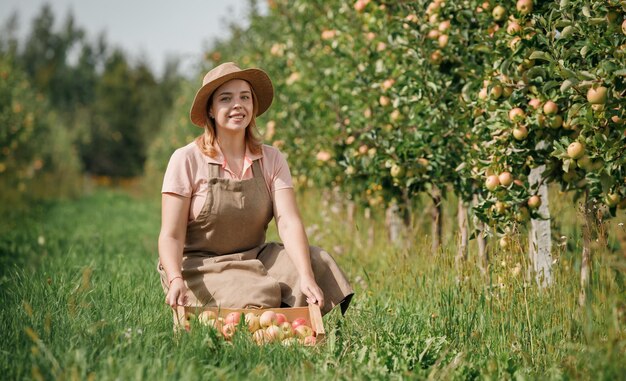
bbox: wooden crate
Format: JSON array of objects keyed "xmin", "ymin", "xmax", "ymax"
[{"xmin": 172, "ymin": 304, "xmax": 325, "ymax": 343}]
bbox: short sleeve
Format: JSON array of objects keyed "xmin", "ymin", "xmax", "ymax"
[
  {"xmin": 162, "ymin": 148, "xmax": 193, "ymax": 197},
  {"xmin": 267, "ymin": 148, "xmax": 293, "ymax": 193}
]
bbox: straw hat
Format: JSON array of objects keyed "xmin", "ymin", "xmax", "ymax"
[{"xmin": 190, "ymin": 62, "xmax": 274, "ymax": 127}]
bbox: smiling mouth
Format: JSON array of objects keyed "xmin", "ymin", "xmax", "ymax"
[{"xmin": 229, "ymin": 114, "xmax": 245, "ymax": 120}]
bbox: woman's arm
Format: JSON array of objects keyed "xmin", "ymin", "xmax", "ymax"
[
  {"xmin": 273, "ymin": 188, "xmax": 325, "ymax": 308},
  {"xmin": 158, "ymin": 192, "xmax": 191, "ymax": 307}
]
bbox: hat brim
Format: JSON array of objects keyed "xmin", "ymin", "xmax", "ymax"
[{"xmin": 189, "ymin": 68, "xmax": 274, "ymax": 128}]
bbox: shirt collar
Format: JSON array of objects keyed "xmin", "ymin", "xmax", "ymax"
[{"xmin": 206, "ymin": 143, "xmax": 264, "ymax": 169}]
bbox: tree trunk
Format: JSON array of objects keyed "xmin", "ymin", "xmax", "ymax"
[
  {"xmin": 579, "ymin": 191, "xmax": 593, "ymax": 307},
  {"xmin": 430, "ymin": 186, "xmax": 443, "ymax": 255},
  {"xmin": 364, "ymin": 207, "xmax": 375, "ymax": 248},
  {"xmin": 528, "ymin": 164, "xmax": 553, "ymax": 288},
  {"xmin": 473, "ymin": 194, "xmax": 488, "ymax": 275},
  {"xmin": 385, "ymin": 199, "xmax": 403, "ymax": 246},
  {"xmin": 455, "ymin": 198, "xmax": 468, "ymax": 270}
]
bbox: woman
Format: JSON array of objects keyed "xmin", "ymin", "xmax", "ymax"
[{"xmin": 157, "ymin": 62, "xmax": 353, "ymax": 316}]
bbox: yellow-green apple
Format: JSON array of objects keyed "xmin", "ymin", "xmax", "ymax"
[
  {"xmin": 516, "ymin": 0, "xmax": 533, "ymax": 15},
  {"xmin": 543, "ymin": 100, "xmax": 558, "ymax": 115},
  {"xmin": 265, "ymin": 325, "xmax": 283, "ymax": 342},
  {"xmin": 295, "ymin": 325, "xmax": 314, "ymax": 339},
  {"xmin": 498, "ymin": 172, "xmax": 514, "ymax": 187},
  {"xmin": 527, "ymin": 195, "xmax": 542, "ymax": 209},
  {"xmin": 281, "ymin": 337, "xmax": 298, "ymax": 346},
  {"xmin": 492, "ymin": 5, "xmax": 507, "ymax": 21},
  {"xmin": 252, "ymin": 329, "xmax": 266, "ymax": 345},
  {"xmin": 549, "ymin": 115, "xmax": 563, "ymax": 129},
  {"xmin": 485, "ymin": 175, "xmax": 500, "ymax": 191},
  {"xmin": 587, "ymin": 86, "xmax": 607, "ymax": 104},
  {"xmin": 279, "ymin": 322, "xmax": 294, "ymax": 338},
  {"xmin": 513, "ymin": 125, "xmax": 528, "ymax": 140},
  {"xmin": 198, "ymin": 310, "xmax": 217, "ymax": 326},
  {"xmin": 260, "ymin": 310, "xmax": 278, "ymax": 328},
  {"xmin": 605, "ymin": 193, "xmax": 620, "ymax": 207},
  {"xmin": 245, "ymin": 312, "xmax": 260, "ymax": 332},
  {"xmin": 622, "ymin": 19, "xmax": 626, "ymax": 36},
  {"xmin": 490, "ymin": 85, "xmax": 503, "ymax": 100},
  {"xmin": 567, "ymin": 142, "xmax": 584, "ymax": 159},
  {"xmin": 438, "ymin": 34, "xmax": 449, "ymax": 48},
  {"xmin": 494, "ymin": 201, "xmax": 507, "ymax": 214},
  {"xmin": 509, "ymin": 107, "xmax": 526, "ymax": 122},
  {"xmin": 390, "ymin": 164, "xmax": 405, "ymax": 178}
]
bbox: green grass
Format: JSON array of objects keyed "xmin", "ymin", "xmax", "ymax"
[{"xmin": 1, "ymin": 189, "xmax": 624, "ymax": 380}]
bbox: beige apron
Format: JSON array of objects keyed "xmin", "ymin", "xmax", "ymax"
[{"xmin": 159, "ymin": 159, "xmax": 353, "ymax": 315}]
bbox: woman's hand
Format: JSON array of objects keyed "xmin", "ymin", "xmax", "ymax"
[
  {"xmin": 300, "ymin": 276, "xmax": 325, "ymax": 309},
  {"xmin": 165, "ymin": 277, "xmax": 188, "ymax": 307}
]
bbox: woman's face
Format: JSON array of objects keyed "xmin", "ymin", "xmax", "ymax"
[{"xmin": 209, "ymin": 79, "xmax": 254, "ymax": 135}]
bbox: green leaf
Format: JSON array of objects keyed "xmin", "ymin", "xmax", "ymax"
[
  {"xmin": 614, "ymin": 69, "xmax": 626, "ymax": 77},
  {"xmin": 529, "ymin": 51, "xmax": 554, "ymax": 62},
  {"xmin": 560, "ymin": 26, "xmax": 575, "ymax": 39},
  {"xmin": 560, "ymin": 79, "xmax": 577, "ymax": 93}
]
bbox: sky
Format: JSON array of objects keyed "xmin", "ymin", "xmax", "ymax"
[{"xmin": 0, "ymin": 0, "xmax": 266, "ymax": 77}]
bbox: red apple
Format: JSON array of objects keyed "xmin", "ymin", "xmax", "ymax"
[
  {"xmin": 259, "ymin": 310, "xmax": 277, "ymax": 328},
  {"xmin": 507, "ymin": 21, "xmax": 522, "ymax": 34},
  {"xmin": 303, "ymin": 336, "xmax": 317, "ymax": 346},
  {"xmin": 275, "ymin": 313, "xmax": 288, "ymax": 325},
  {"xmin": 224, "ymin": 312, "xmax": 242, "ymax": 326},
  {"xmin": 528, "ymin": 98, "xmax": 542, "ymax": 110},
  {"xmin": 485, "ymin": 175, "xmax": 500, "ymax": 191},
  {"xmin": 291, "ymin": 317, "xmax": 309, "ymax": 330}
]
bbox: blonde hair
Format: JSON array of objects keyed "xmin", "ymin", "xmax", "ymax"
[{"xmin": 195, "ymin": 83, "xmax": 263, "ymax": 158}]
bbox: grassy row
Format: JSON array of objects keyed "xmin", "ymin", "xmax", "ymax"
[{"xmin": 1, "ymin": 189, "xmax": 624, "ymax": 380}]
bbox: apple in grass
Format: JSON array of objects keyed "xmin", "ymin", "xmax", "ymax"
[
  {"xmin": 224, "ymin": 312, "xmax": 242, "ymax": 326},
  {"xmin": 252, "ymin": 329, "xmax": 266, "ymax": 345},
  {"xmin": 303, "ymin": 336, "xmax": 317, "ymax": 346},
  {"xmin": 259, "ymin": 311, "xmax": 278, "ymax": 328},
  {"xmin": 198, "ymin": 310, "xmax": 217, "ymax": 326},
  {"xmin": 294, "ymin": 325, "xmax": 314, "ymax": 339}
]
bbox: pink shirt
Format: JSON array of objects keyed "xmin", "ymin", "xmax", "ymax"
[{"xmin": 162, "ymin": 141, "xmax": 293, "ymax": 220}]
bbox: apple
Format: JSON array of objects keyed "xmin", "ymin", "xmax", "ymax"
[
  {"xmin": 224, "ymin": 312, "xmax": 242, "ymax": 326},
  {"xmin": 528, "ymin": 98, "xmax": 542, "ymax": 110},
  {"xmin": 428, "ymin": 29, "xmax": 440, "ymax": 39},
  {"xmin": 303, "ymin": 336, "xmax": 317, "ymax": 346},
  {"xmin": 265, "ymin": 325, "xmax": 283, "ymax": 342},
  {"xmin": 516, "ymin": 0, "xmax": 533, "ymax": 15},
  {"xmin": 498, "ymin": 172, "xmax": 514, "ymax": 187},
  {"xmin": 605, "ymin": 193, "xmax": 620, "ymax": 207},
  {"xmin": 279, "ymin": 322, "xmax": 294, "ymax": 338},
  {"xmin": 198, "ymin": 310, "xmax": 218, "ymax": 326},
  {"xmin": 438, "ymin": 20, "xmax": 451, "ymax": 32},
  {"xmin": 222, "ymin": 323, "xmax": 237, "ymax": 340},
  {"xmin": 508, "ymin": 36, "xmax": 522, "ymax": 50},
  {"xmin": 252, "ymin": 329, "xmax": 266, "ymax": 345},
  {"xmin": 543, "ymin": 100, "xmax": 558, "ymax": 115},
  {"xmin": 244, "ymin": 312, "xmax": 260, "ymax": 332},
  {"xmin": 295, "ymin": 325, "xmax": 314, "ymax": 339},
  {"xmin": 549, "ymin": 115, "xmax": 563, "ymax": 129},
  {"xmin": 499, "ymin": 236, "xmax": 510, "ymax": 249},
  {"xmin": 275, "ymin": 313, "xmax": 288, "ymax": 325},
  {"xmin": 282, "ymin": 337, "xmax": 298, "ymax": 346},
  {"xmin": 354, "ymin": 0, "xmax": 368, "ymax": 12},
  {"xmin": 507, "ymin": 21, "xmax": 522, "ymax": 34},
  {"xmin": 478, "ymin": 87, "xmax": 489, "ymax": 101},
  {"xmin": 259, "ymin": 310, "xmax": 277, "ymax": 328},
  {"xmin": 527, "ymin": 195, "xmax": 542, "ymax": 209},
  {"xmin": 567, "ymin": 142, "xmax": 584, "ymax": 159},
  {"xmin": 494, "ymin": 201, "xmax": 506, "ymax": 215},
  {"xmin": 485, "ymin": 175, "xmax": 500, "ymax": 191},
  {"xmin": 512, "ymin": 125, "xmax": 528, "ymax": 140},
  {"xmin": 390, "ymin": 164, "xmax": 405, "ymax": 178},
  {"xmin": 379, "ymin": 95, "xmax": 391, "ymax": 107},
  {"xmin": 291, "ymin": 317, "xmax": 309, "ymax": 330},
  {"xmin": 576, "ymin": 155, "xmax": 593, "ymax": 171},
  {"xmin": 430, "ymin": 50, "xmax": 443, "ymax": 65},
  {"xmin": 509, "ymin": 107, "xmax": 526, "ymax": 122},
  {"xmin": 492, "ymin": 5, "xmax": 507, "ymax": 21},
  {"xmin": 438, "ymin": 34, "xmax": 449, "ymax": 48},
  {"xmin": 622, "ymin": 19, "xmax": 626, "ymax": 36},
  {"xmin": 490, "ymin": 85, "xmax": 503, "ymax": 100},
  {"xmin": 587, "ymin": 86, "xmax": 607, "ymax": 104}
]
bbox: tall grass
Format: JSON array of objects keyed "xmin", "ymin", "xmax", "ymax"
[{"xmin": 1, "ymin": 188, "xmax": 624, "ymax": 380}]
